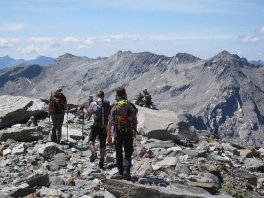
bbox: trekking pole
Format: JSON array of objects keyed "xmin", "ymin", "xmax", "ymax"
[
  {"xmin": 67, "ymin": 112, "xmax": 69, "ymax": 144},
  {"xmin": 81, "ymin": 112, "xmax": 84, "ymax": 158}
]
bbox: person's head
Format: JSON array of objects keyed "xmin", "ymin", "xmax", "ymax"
[
  {"xmin": 116, "ymin": 87, "xmax": 127, "ymax": 99},
  {"xmin": 55, "ymin": 87, "xmax": 63, "ymax": 94},
  {"xmin": 96, "ymin": 90, "xmax": 104, "ymax": 99}
]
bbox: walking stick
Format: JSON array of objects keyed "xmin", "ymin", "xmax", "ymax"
[
  {"xmin": 81, "ymin": 112, "xmax": 84, "ymax": 158},
  {"xmin": 67, "ymin": 112, "xmax": 69, "ymax": 144}
]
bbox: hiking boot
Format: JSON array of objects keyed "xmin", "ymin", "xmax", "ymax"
[
  {"xmin": 99, "ymin": 158, "xmax": 104, "ymax": 169},
  {"xmin": 90, "ymin": 152, "xmax": 97, "ymax": 162},
  {"xmin": 123, "ymin": 168, "xmax": 131, "ymax": 181}
]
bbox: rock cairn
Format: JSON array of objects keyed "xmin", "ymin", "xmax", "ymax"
[{"xmin": 134, "ymin": 89, "xmax": 157, "ymax": 110}]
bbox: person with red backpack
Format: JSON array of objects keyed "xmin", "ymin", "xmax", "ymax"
[
  {"xmin": 107, "ymin": 87, "xmax": 138, "ymax": 181},
  {"xmin": 82, "ymin": 90, "xmax": 110, "ymax": 169},
  {"xmin": 48, "ymin": 87, "xmax": 68, "ymax": 144}
]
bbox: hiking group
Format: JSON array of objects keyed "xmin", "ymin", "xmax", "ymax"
[{"xmin": 48, "ymin": 86, "xmax": 138, "ymax": 181}]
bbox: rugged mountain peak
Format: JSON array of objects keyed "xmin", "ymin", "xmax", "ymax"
[
  {"xmin": 51, "ymin": 53, "xmax": 83, "ymax": 66},
  {"xmin": 205, "ymin": 50, "xmax": 251, "ymax": 69},
  {"xmin": 169, "ymin": 52, "xmax": 200, "ymax": 65},
  {"xmin": 58, "ymin": 53, "xmax": 77, "ymax": 59}
]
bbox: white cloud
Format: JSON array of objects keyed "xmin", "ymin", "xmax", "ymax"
[
  {"xmin": 237, "ymin": 51, "xmax": 242, "ymax": 56},
  {"xmin": 27, "ymin": 37, "xmax": 57, "ymax": 43},
  {"xmin": 63, "ymin": 37, "xmax": 80, "ymax": 43},
  {"xmin": 148, "ymin": 34, "xmax": 233, "ymax": 41},
  {"xmin": 241, "ymin": 27, "xmax": 264, "ymax": 44},
  {"xmin": 17, "ymin": 44, "xmax": 55, "ymax": 56},
  {"xmin": 18, "ymin": 45, "xmax": 39, "ymax": 55},
  {"xmin": 0, "ymin": 38, "xmax": 13, "ymax": 48},
  {"xmin": 242, "ymin": 36, "xmax": 260, "ymax": 44},
  {"xmin": 74, "ymin": 44, "xmax": 92, "ymax": 49},
  {"xmin": 0, "ymin": 23, "xmax": 25, "ymax": 31},
  {"xmin": 260, "ymin": 27, "xmax": 264, "ymax": 35},
  {"xmin": 84, "ymin": 37, "xmax": 95, "ymax": 45}
]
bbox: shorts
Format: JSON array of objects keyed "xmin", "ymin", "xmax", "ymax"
[{"xmin": 88, "ymin": 125, "xmax": 107, "ymax": 143}]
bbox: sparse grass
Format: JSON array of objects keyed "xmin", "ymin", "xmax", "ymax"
[
  {"xmin": 219, "ymin": 183, "xmax": 246, "ymax": 198},
  {"xmin": 33, "ymin": 165, "xmax": 40, "ymax": 170}
]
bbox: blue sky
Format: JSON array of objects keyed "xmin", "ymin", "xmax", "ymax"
[{"xmin": 0, "ymin": 0, "xmax": 264, "ymax": 61}]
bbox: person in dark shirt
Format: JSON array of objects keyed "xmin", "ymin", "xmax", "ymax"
[{"xmin": 48, "ymin": 87, "xmax": 68, "ymax": 144}]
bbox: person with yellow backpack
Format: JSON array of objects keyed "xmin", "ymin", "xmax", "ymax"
[{"xmin": 107, "ymin": 87, "xmax": 138, "ymax": 181}]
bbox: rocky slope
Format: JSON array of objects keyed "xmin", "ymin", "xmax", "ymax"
[
  {"xmin": 1, "ymin": 95, "xmax": 264, "ymax": 197},
  {"xmin": 1, "ymin": 51, "xmax": 264, "ymax": 147}
]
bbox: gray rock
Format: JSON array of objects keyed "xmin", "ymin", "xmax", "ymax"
[
  {"xmin": 102, "ymin": 179, "xmax": 231, "ymax": 198},
  {"xmin": 144, "ymin": 141, "xmax": 175, "ymax": 149},
  {"xmin": 8, "ymin": 184, "xmax": 36, "ymax": 198},
  {"xmin": 221, "ymin": 143, "xmax": 239, "ymax": 155},
  {"xmin": 37, "ymin": 142, "xmax": 64, "ymax": 160},
  {"xmin": 244, "ymin": 158, "xmax": 264, "ymax": 172},
  {"xmin": 136, "ymin": 162, "xmax": 153, "ymax": 177},
  {"xmin": 11, "ymin": 143, "xmax": 25, "ymax": 155},
  {"xmin": 39, "ymin": 186, "xmax": 63, "ymax": 197},
  {"xmin": 187, "ymin": 175, "xmax": 214, "ymax": 189},
  {"xmin": 92, "ymin": 190, "xmax": 116, "ymax": 198},
  {"xmin": 15, "ymin": 173, "xmax": 49, "ymax": 188},
  {"xmin": 240, "ymin": 148, "xmax": 259, "ymax": 158},
  {"xmin": 0, "ymin": 159, "xmax": 9, "ymax": 167},
  {"xmin": 200, "ymin": 172, "xmax": 220, "ymax": 189},
  {"xmin": 137, "ymin": 106, "xmax": 180, "ymax": 141},
  {"xmin": 182, "ymin": 149, "xmax": 207, "ymax": 158},
  {"xmin": 61, "ymin": 126, "xmax": 82, "ymax": 143},
  {"xmin": 233, "ymin": 169, "xmax": 257, "ymax": 185},
  {"xmin": 0, "ymin": 95, "xmax": 46, "ymax": 129},
  {"xmin": 0, "ymin": 127, "xmax": 43, "ymax": 141},
  {"xmin": 50, "ymin": 176, "xmax": 65, "ymax": 186},
  {"xmin": 89, "ymin": 173, "xmax": 106, "ymax": 180},
  {"xmin": 138, "ymin": 177, "xmax": 168, "ymax": 186},
  {"xmin": 175, "ymin": 162, "xmax": 191, "ymax": 175},
  {"xmin": 156, "ymin": 157, "xmax": 178, "ymax": 166},
  {"xmin": 74, "ymin": 179, "xmax": 98, "ymax": 189},
  {"xmin": 176, "ymin": 121, "xmax": 199, "ymax": 143}
]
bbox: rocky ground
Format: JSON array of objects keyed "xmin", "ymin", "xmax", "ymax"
[{"xmin": 1, "ymin": 96, "xmax": 264, "ymax": 198}]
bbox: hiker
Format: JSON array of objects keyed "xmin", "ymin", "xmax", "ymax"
[
  {"xmin": 107, "ymin": 87, "xmax": 138, "ymax": 180},
  {"xmin": 48, "ymin": 87, "xmax": 68, "ymax": 144},
  {"xmin": 82, "ymin": 91, "xmax": 110, "ymax": 169}
]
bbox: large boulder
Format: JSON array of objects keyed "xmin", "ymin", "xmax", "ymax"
[
  {"xmin": 137, "ymin": 106, "xmax": 177, "ymax": 141},
  {"xmin": 137, "ymin": 106, "xmax": 198, "ymax": 142},
  {"xmin": 0, "ymin": 95, "xmax": 47, "ymax": 129},
  {"xmin": 61, "ymin": 126, "xmax": 82, "ymax": 143},
  {"xmin": 0, "ymin": 127, "xmax": 43, "ymax": 141},
  {"xmin": 102, "ymin": 179, "xmax": 232, "ymax": 198}
]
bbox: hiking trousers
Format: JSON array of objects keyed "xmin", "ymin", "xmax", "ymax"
[
  {"xmin": 51, "ymin": 113, "xmax": 64, "ymax": 143},
  {"xmin": 115, "ymin": 132, "xmax": 133, "ymax": 175}
]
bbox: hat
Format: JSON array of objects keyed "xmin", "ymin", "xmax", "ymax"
[{"xmin": 55, "ymin": 87, "xmax": 63, "ymax": 93}]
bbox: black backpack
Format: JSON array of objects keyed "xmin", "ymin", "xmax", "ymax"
[
  {"xmin": 94, "ymin": 100, "xmax": 111, "ymax": 128},
  {"xmin": 50, "ymin": 94, "xmax": 65, "ymax": 113}
]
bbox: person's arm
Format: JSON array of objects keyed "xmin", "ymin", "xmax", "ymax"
[
  {"xmin": 107, "ymin": 121, "xmax": 112, "ymax": 144},
  {"xmin": 131, "ymin": 105, "xmax": 138, "ymax": 139},
  {"xmin": 83, "ymin": 101, "xmax": 93, "ymax": 117},
  {"xmin": 48, "ymin": 103, "xmax": 51, "ymax": 116},
  {"xmin": 83, "ymin": 107, "xmax": 91, "ymax": 117}
]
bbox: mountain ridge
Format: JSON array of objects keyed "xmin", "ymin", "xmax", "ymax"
[
  {"xmin": 1, "ymin": 50, "xmax": 264, "ymax": 146},
  {"xmin": 0, "ymin": 55, "xmax": 55, "ymax": 69}
]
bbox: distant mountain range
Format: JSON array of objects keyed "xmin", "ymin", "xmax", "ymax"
[
  {"xmin": 1, "ymin": 50, "xmax": 264, "ymax": 147},
  {"xmin": 0, "ymin": 55, "xmax": 102, "ymax": 69},
  {"xmin": 249, "ymin": 60, "xmax": 264, "ymax": 66}
]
